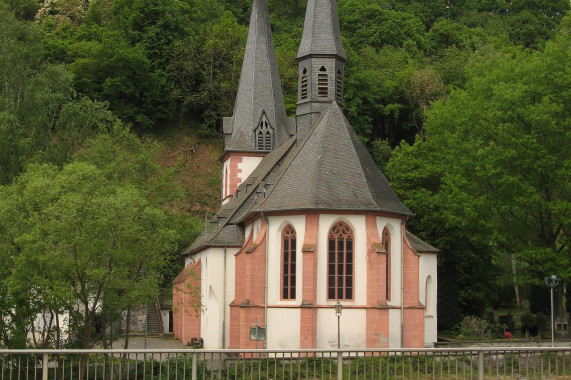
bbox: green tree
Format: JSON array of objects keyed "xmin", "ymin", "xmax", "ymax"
[{"xmin": 389, "ymin": 22, "xmax": 570, "ymax": 325}]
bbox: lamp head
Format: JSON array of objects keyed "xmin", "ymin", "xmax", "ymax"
[
  {"xmin": 545, "ymin": 275, "xmax": 559, "ymax": 287},
  {"xmin": 335, "ymin": 301, "xmax": 343, "ymax": 317}
]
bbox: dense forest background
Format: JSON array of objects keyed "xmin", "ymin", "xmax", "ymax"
[{"xmin": 0, "ymin": 0, "xmax": 569, "ymax": 348}]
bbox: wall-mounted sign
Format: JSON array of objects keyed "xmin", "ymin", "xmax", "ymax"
[{"xmin": 249, "ymin": 326, "xmax": 266, "ymax": 341}]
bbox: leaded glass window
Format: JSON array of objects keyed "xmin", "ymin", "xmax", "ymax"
[
  {"xmin": 328, "ymin": 222, "xmax": 354, "ymax": 300},
  {"xmin": 282, "ymin": 225, "xmax": 296, "ymax": 300}
]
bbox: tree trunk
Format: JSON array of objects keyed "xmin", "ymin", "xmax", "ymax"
[
  {"xmin": 124, "ymin": 307, "xmax": 131, "ymax": 349},
  {"xmin": 511, "ymin": 254, "xmax": 522, "ymax": 308}
]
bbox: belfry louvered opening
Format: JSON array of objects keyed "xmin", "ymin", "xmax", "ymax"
[
  {"xmin": 318, "ymin": 66, "xmax": 328, "ymax": 98},
  {"xmin": 256, "ymin": 118, "xmax": 273, "ymax": 151},
  {"xmin": 336, "ymin": 70, "xmax": 342, "ymax": 101},
  {"xmin": 301, "ymin": 68, "xmax": 308, "ymax": 100}
]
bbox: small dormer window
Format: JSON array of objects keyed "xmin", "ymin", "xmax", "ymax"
[
  {"xmin": 255, "ymin": 116, "xmax": 273, "ymax": 151},
  {"xmin": 301, "ymin": 68, "xmax": 308, "ymax": 100},
  {"xmin": 318, "ymin": 66, "xmax": 328, "ymax": 98}
]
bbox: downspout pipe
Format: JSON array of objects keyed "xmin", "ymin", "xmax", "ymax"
[
  {"xmin": 401, "ymin": 218, "xmax": 406, "ymax": 348},
  {"xmin": 222, "ymin": 246, "xmax": 227, "ymax": 349},
  {"xmin": 261, "ymin": 212, "xmax": 270, "ymax": 349}
]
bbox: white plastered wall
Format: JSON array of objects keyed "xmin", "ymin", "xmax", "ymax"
[
  {"xmin": 266, "ymin": 215, "xmax": 306, "ymax": 305},
  {"xmin": 316, "ymin": 309, "xmax": 366, "ymax": 349},
  {"xmin": 264, "ymin": 215, "xmax": 306, "ymax": 348},
  {"xmin": 419, "ymin": 253, "xmax": 438, "ymax": 347},
  {"xmin": 221, "ymin": 156, "xmax": 263, "ymax": 205},
  {"xmin": 239, "ymin": 156, "xmax": 263, "ymax": 184},
  {"xmin": 376, "ymin": 217, "xmax": 404, "ymax": 347},
  {"xmin": 267, "ymin": 309, "xmax": 301, "ymax": 349},
  {"xmin": 184, "ymin": 246, "xmax": 237, "ymax": 349}
]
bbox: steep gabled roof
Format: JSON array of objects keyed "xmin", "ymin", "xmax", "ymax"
[
  {"xmin": 297, "ymin": 0, "xmax": 346, "ymax": 60},
  {"xmin": 183, "ymin": 138, "xmax": 297, "ymax": 255},
  {"xmin": 185, "ymin": 103, "xmax": 413, "ymax": 256},
  {"xmin": 224, "ymin": 0, "xmax": 292, "ymax": 153},
  {"xmin": 253, "ymin": 102, "xmax": 412, "ymax": 216}
]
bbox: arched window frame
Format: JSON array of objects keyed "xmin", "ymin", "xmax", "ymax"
[
  {"xmin": 328, "ymin": 221, "xmax": 354, "ymax": 300},
  {"xmin": 382, "ymin": 228, "xmax": 391, "ymax": 301},
  {"xmin": 425, "ymin": 276, "xmax": 435, "ymax": 316},
  {"xmin": 281, "ymin": 225, "xmax": 297, "ymax": 300}
]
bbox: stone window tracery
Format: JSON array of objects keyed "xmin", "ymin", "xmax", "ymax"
[
  {"xmin": 282, "ymin": 225, "xmax": 296, "ymax": 300},
  {"xmin": 328, "ymin": 222, "xmax": 354, "ymax": 300}
]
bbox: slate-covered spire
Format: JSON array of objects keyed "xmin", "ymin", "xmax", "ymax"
[
  {"xmin": 297, "ymin": 0, "xmax": 346, "ymax": 60},
  {"xmin": 223, "ymin": 0, "xmax": 294, "ymax": 153},
  {"xmin": 296, "ymin": 0, "xmax": 346, "ymax": 140}
]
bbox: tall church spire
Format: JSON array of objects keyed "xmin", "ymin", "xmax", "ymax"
[
  {"xmin": 296, "ymin": 0, "xmax": 346, "ymax": 140},
  {"xmin": 223, "ymin": 0, "xmax": 294, "ymax": 154},
  {"xmin": 297, "ymin": 0, "xmax": 346, "ymax": 60}
]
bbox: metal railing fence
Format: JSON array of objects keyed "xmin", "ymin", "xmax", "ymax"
[{"xmin": 1, "ymin": 347, "xmax": 570, "ymax": 380}]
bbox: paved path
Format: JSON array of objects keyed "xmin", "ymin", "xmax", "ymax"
[{"xmin": 106, "ymin": 335, "xmax": 187, "ymax": 350}]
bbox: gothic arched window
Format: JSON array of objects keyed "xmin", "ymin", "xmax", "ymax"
[
  {"xmin": 318, "ymin": 66, "xmax": 328, "ymax": 98},
  {"xmin": 255, "ymin": 118, "xmax": 273, "ymax": 151},
  {"xmin": 301, "ymin": 68, "xmax": 308, "ymax": 100},
  {"xmin": 382, "ymin": 228, "xmax": 391, "ymax": 301},
  {"xmin": 328, "ymin": 222, "xmax": 354, "ymax": 300},
  {"xmin": 282, "ymin": 225, "xmax": 297, "ymax": 300}
]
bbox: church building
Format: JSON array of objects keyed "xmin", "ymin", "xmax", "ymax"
[{"xmin": 173, "ymin": 0, "xmax": 438, "ymax": 349}]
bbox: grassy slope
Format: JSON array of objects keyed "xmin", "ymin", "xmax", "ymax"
[{"xmin": 152, "ymin": 117, "xmax": 223, "ymax": 219}]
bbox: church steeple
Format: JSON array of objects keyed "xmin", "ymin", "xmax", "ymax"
[
  {"xmin": 223, "ymin": 0, "xmax": 294, "ymax": 154},
  {"xmin": 221, "ymin": 0, "xmax": 294, "ymax": 205},
  {"xmin": 296, "ymin": 0, "xmax": 346, "ymax": 140}
]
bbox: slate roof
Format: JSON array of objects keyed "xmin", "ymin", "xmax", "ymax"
[
  {"xmin": 406, "ymin": 231, "xmax": 439, "ymax": 254},
  {"xmin": 297, "ymin": 0, "xmax": 346, "ymax": 60},
  {"xmin": 224, "ymin": 0, "xmax": 293, "ymax": 153},
  {"xmin": 184, "ymin": 103, "xmax": 416, "ymax": 256},
  {"xmin": 254, "ymin": 102, "xmax": 413, "ymax": 215},
  {"xmin": 184, "ymin": 138, "xmax": 297, "ymax": 255}
]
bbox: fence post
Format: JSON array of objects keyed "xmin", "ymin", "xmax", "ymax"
[
  {"xmin": 478, "ymin": 351, "xmax": 484, "ymax": 380},
  {"xmin": 42, "ymin": 353, "xmax": 48, "ymax": 380},
  {"xmin": 192, "ymin": 353, "xmax": 197, "ymax": 380},
  {"xmin": 337, "ymin": 351, "xmax": 343, "ymax": 380}
]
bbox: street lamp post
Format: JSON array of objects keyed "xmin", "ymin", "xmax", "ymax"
[
  {"xmin": 545, "ymin": 275, "xmax": 558, "ymax": 347},
  {"xmin": 335, "ymin": 301, "xmax": 343, "ymax": 349}
]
